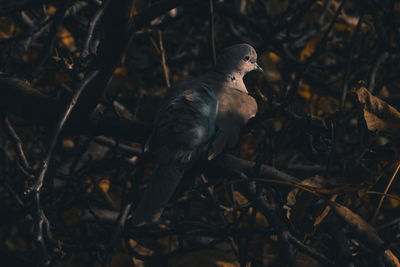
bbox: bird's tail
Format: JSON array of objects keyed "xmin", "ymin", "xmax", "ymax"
[{"xmin": 132, "ymin": 163, "xmax": 184, "ymax": 226}]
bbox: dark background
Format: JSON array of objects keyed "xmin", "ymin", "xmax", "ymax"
[{"xmin": 0, "ymin": 0, "xmax": 400, "ymax": 266}]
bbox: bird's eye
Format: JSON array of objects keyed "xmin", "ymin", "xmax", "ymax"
[{"xmin": 244, "ymin": 56, "xmax": 250, "ymax": 61}]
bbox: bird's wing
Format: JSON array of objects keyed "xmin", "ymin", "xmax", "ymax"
[
  {"xmin": 133, "ymin": 84, "xmax": 218, "ymax": 226},
  {"xmin": 151, "ymin": 84, "xmax": 218, "ymax": 163}
]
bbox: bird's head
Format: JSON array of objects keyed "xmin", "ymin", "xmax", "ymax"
[{"xmin": 215, "ymin": 43, "xmax": 263, "ymax": 77}]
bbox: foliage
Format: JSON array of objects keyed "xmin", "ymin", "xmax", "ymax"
[{"xmin": 0, "ymin": 0, "xmax": 400, "ymax": 266}]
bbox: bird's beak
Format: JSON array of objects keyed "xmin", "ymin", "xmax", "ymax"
[{"xmin": 253, "ymin": 62, "xmax": 264, "ymax": 73}]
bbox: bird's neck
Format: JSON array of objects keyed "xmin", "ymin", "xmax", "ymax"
[
  {"xmin": 214, "ymin": 70, "xmax": 248, "ymax": 93},
  {"xmin": 227, "ymin": 73, "xmax": 247, "ymax": 93}
]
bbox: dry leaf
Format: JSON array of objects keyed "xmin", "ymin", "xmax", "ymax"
[
  {"xmin": 98, "ymin": 178, "xmax": 110, "ymax": 193},
  {"xmin": 114, "ymin": 66, "xmax": 128, "ymax": 77},
  {"xmin": 388, "ymin": 196, "xmax": 400, "ymax": 209},
  {"xmin": 259, "ymin": 50, "xmax": 281, "ymax": 82},
  {"xmin": 46, "ymin": 5, "xmax": 57, "ymax": 15},
  {"xmin": 57, "ymin": 27, "xmax": 76, "ymax": 51},
  {"xmin": 0, "ymin": 17, "xmax": 15, "ymax": 38},
  {"xmin": 287, "ymin": 175, "xmax": 335, "ymax": 232},
  {"xmin": 298, "ymin": 82, "xmax": 312, "ymax": 101},
  {"xmin": 384, "ymin": 249, "xmax": 400, "ymax": 267},
  {"xmin": 287, "ymin": 175, "xmax": 335, "ymax": 206},
  {"xmin": 169, "ymin": 249, "xmax": 239, "ymax": 267},
  {"xmin": 62, "ymin": 139, "xmax": 75, "ymax": 149},
  {"xmin": 353, "ymin": 82, "xmax": 400, "ymax": 137},
  {"xmin": 233, "ymin": 190, "xmax": 248, "ymax": 206},
  {"xmin": 299, "ymin": 34, "xmax": 323, "ymax": 62},
  {"xmin": 328, "ymin": 201, "xmax": 384, "ymax": 250}
]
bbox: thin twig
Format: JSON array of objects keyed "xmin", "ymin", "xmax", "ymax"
[
  {"xmin": 313, "ymin": 194, "xmax": 338, "ymax": 228},
  {"xmin": 82, "ymin": 0, "xmax": 110, "ymax": 58},
  {"xmin": 372, "ymin": 162, "xmax": 400, "ymax": 223},
  {"xmin": 32, "ymin": 1, "xmax": 71, "ymax": 78},
  {"xmin": 288, "ymin": 234, "xmax": 334, "ymax": 266},
  {"xmin": 2, "ymin": 115, "xmax": 33, "ymax": 173},
  {"xmin": 306, "ymin": 0, "xmax": 345, "ymax": 64},
  {"xmin": 27, "ymin": 70, "xmax": 100, "ymax": 193},
  {"xmin": 340, "ymin": 13, "xmax": 364, "ymax": 112},
  {"xmin": 158, "ymin": 30, "xmax": 170, "ymax": 88},
  {"xmin": 317, "ymin": 0, "xmax": 332, "ymax": 26},
  {"xmin": 27, "ymin": 70, "xmax": 99, "ymax": 265},
  {"xmin": 209, "ymin": 0, "xmax": 217, "ymax": 66},
  {"xmin": 200, "ymin": 174, "xmax": 240, "ymax": 258},
  {"xmin": 367, "ymin": 191, "xmax": 400, "ymax": 202},
  {"xmin": 103, "ymin": 203, "xmax": 133, "ymax": 267},
  {"xmin": 368, "ymin": 51, "xmax": 389, "ymax": 92},
  {"xmin": 215, "ymin": 163, "xmax": 297, "ymax": 266}
]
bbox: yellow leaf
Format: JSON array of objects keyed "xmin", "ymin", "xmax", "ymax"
[
  {"xmin": 298, "ymin": 82, "xmax": 311, "ymax": 100},
  {"xmin": 114, "ymin": 66, "xmax": 128, "ymax": 77},
  {"xmin": 0, "ymin": 17, "xmax": 15, "ymax": 39},
  {"xmin": 268, "ymin": 51, "xmax": 281, "ymax": 64},
  {"xmin": 260, "ymin": 50, "xmax": 281, "ymax": 82},
  {"xmin": 131, "ymin": 6, "xmax": 138, "ymax": 16},
  {"xmin": 335, "ymin": 22, "xmax": 355, "ymax": 32},
  {"xmin": 57, "ymin": 27, "xmax": 76, "ymax": 51},
  {"xmin": 299, "ymin": 34, "xmax": 322, "ymax": 62},
  {"xmin": 129, "ymin": 239, "xmax": 154, "ymax": 256},
  {"xmin": 353, "ymin": 81, "xmax": 400, "ymax": 137},
  {"xmin": 388, "ymin": 196, "xmax": 400, "ymax": 209},
  {"xmin": 62, "ymin": 139, "xmax": 75, "ymax": 149},
  {"xmin": 98, "ymin": 179, "xmax": 110, "ymax": 193},
  {"xmin": 233, "ymin": 190, "xmax": 248, "ymax": 205},
  {"xmin": 46, "ymin": 5, "xmax": 57, "ymax": 15}
]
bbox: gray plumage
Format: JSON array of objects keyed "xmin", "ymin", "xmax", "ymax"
[{"xmin": 132, "ymin": 44, "xmax": 262, "ymax": 226}]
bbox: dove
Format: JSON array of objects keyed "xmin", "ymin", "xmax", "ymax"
[{"xmin": 132, "ymin": 44, "xmax": 262, "ymax": 226}]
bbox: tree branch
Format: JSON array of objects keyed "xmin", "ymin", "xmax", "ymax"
[{"xmin": 0, "ymin": 76, "xmax": 151, "ymax": 142}]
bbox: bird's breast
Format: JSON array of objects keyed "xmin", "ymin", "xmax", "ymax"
[{"xmin": 215, "ymin": 89, "xmax": 257, "ymax": 124}]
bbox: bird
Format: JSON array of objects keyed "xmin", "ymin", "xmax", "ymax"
[{"xmin": 132, "ymin": 43, "xmax": 263, "ymax": 226}]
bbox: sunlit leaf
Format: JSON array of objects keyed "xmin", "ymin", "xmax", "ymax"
[
  {"xmin": 384, "ymin": 249, "xmax": 400, "ymax": 267},
  {"xmin": 129, "ymin": 239, "xmax": 154, "ymax": 256},
  {"xmin": 57, "ymin": 27, "xmax": 76, "ymax": 51},
  {"xmin": 260, "ymin": 50, "xmax": 281, "ymax": 83},
  {"xmin": 98, "ymin": 178, "xmax": 110, "ymax": 193},
  {"xmin": 353, "ymin": 81, "xmax": 400, "ymax": 137},
  {"xmin": 131, "ymin": 6, "xmax": 138, "ymax": 16},
  {"xmin": 46, "ymin": 5, "xmax": 57, "ymax": 15},
  {"xmin": 233, "ymin": 190, "xmax": 248, "ymax": 205},
  {"xmin": 328, "ymin": 201, "xmax": 384, "ymax": 249},
  {"xmin": 0, "ymin": 17, "xmax": 15, "ymax": 38},
  {"xmin": 388, "ymin": 196, "xmax": 400, "ymax": 209},
  {"xmin": 298, "ymin": 82, "xmax": 312, "ymax": 100},
  {"xmin": 114, "ymin": 66, "xmax": 128, "ymax": 77},
  {"xmin": 62, "ymin": 139, "xmax": 75, "ymax": 149},
  {"xmin": 299, "ymin": 34, "xmax": 322, "ymax": 62},
  {"xmin": 267, "ymin": 51, "xmax": 281, "ymax": 64}
]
